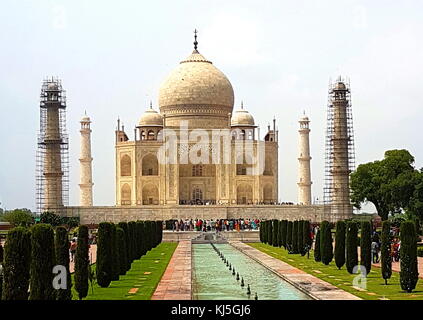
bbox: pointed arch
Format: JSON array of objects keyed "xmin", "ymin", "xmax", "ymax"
[
  {"xmin": 120, "ymin": 155, "xmax": 131, "ymax": 176},
  {"xmin": 142, "ymin": 153, "xmax": 159, "ymax": 176},
  {"xmin": 121, "ymin": 184, "xmax": 131, "ymax": 205}
]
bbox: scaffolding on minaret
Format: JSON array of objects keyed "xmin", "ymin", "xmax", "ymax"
[
  {"xmin": 35, "ymin": 77, "xmax": 69, "ymax": 215},
  {"xmin": 323, "ymin": 77, "xmax": 355, "ymax": 218}
]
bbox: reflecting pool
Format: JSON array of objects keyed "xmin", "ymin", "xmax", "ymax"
[{"xmin": 192, "ymin": 243, "xmax": 311, "ymax": 300}]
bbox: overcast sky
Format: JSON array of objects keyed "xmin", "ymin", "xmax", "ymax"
[{"xmin": 0, "ymin": 0, "xmax": 422, "ymax": 212}]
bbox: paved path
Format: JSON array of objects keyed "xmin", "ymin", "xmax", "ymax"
[
  {"xmin": 230, "ymin": 241, "xmax": 361, "ymax": 300},
  {"xmin": 372, "ymin": 258, "xmax": 423, "ymax": 278},
  {"xmin": 69, "ymin": 245, "xmax": 97, "ymax": 273},
  {"xmin": 151, "ymin": 240, "xmax": 191, "ymax": 300}
]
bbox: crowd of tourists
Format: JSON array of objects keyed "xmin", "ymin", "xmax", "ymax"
[
  {"xmin": 166, "ymin": 218, "xmax": 261, "ymax": 232},
  {"xmin": 178, "ymin": 200, "xmax": 296, "ymax": 206}
]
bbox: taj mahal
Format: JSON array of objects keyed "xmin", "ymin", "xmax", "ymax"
[{"xmin": 37, "ymin": 32, "xmax": 354, "ymax": 224}]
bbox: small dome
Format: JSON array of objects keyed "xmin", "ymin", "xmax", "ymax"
[
  {"xmin": 46, "ymin": 82, "xmax": 59, "ymax": 90},
  {"xmin": 81, "ymin": 115, "xmax": 90, "ymax": 122},
  {"xmin": 139, "ymin": 105, "xmax": 163, "ymax": 127},
  {"xmin": 334, "ymin": 81, "xmax": 346, "ymax": 90},
  {"xmin": 231, "ymin": 103, "xmax": 255, "ymax": 127}
]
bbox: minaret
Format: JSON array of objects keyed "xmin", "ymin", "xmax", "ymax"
[
  {"xmin": 297, "ymin": 112, "xmax": 312, "ymax": 205},
  {"xmin": 36, "ymin": 78, "xmax": 69, "ymax": 215},
  {"xmin": 79, "ymin": 113, "xmax": 93, "ymax": 206},
  {"xmin": 324, "ymin": 77, "xmax": 355, "ymax": 220}
]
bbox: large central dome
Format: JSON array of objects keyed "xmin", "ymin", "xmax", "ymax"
[{"xmin": 158, "ymin": 49, "xmax": 234, "ymax": 128}]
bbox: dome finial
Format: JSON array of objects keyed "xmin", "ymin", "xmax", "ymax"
[
  {"xmin": 193, "ymin": 29, "xmax": 198, "ymax": 51},
  {"xmin": 241, "ymin": 101, "xmax": 244, "ymax": 109},
  {"xmin": 149, "ymin": 100, "xmax": 153, "ymax": 109}
]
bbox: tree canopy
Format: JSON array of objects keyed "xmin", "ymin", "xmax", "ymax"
[
  {"xmin": 0, "ymin": 208, "xmax": 34, "ymax": 227},
  {"xmin": 350, "ymin": 149, "xmax": 419, "ymax": 220}
]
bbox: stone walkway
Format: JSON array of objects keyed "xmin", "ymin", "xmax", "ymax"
[
  {"xmin": 151, "ymin": 240, "xmax": 191, "ymax": 300},
  {"xmin": 230, "ymin": 241, "xmax": 361, "ymax": 300},
  {"xmin": 372, "ymin": 258, "xmax": 423, "ymax": 278}
]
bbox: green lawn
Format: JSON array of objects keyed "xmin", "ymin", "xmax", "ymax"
[
  {"xmin": 248, "ymin": 243, "xmax": 423, "ymax": 300},
  {"xmin": 72, "ymin": 242, "xmax": 177, "ymax": 300}
]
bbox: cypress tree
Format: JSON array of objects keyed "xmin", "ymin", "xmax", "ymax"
[
  {"xmin": 117, "ymin": 222, "xmax": 131, "ymax": 271},
  {"xmin": 360, "ymin": 221, "xmax": 372, "ymax": 274},
  {"xmin": 320, "ymin": 221, "xmax": 333, "ymax": 265},
  {"xmin": 381, "ymin": 221, "xmax": 392, "ymax": 284},
  {"xmin": 298, "ymin": 220, "xmax": 304, "ymax": 255},
  {"xmin": 137, "ymin": 221, "xmax": 145, "ymax": 259},
  {"xmin": 292, "ymin": 220, "xmax": 299, "ymax": 254},
  {"xmin": 96, "ymin": 222, "xmax": 113, "ymax": 288},
  {"xmin": 281, "ymin": 220, "xmax": 287, "ymax": 249},
  {"xmin": 128, "ymin": 221, "xmax": 137, "ymax": 260},
  {"xmin": 314, "ymin": 230, "xmax": 321, "ymax": 262},
  {"xmin": 140, "ymin": 221, "xmax": 147, "ymax": 256},
  {"xmin": 74, "ymin": 225, "xmax": 89, "ymax": 300},
  {"xmin": 2, "ymin": 227, "xmax": 31, "ymax": 300},
  {"xmin": 334, "ymin": 220, "xmax": 346, "ymax": 270},
  {"xmin": 262, "ymin": 220, "xmax": 268, "ymax": 244},
  {"xmin": 346, "ymin": 221, "xmax": 358, "ymax": 274},
  {"xmin": 286, "ymin": 221, "xmax": 293, "ymax": 253},
  {"xmin": 29, "ymin": 224, "xmax": 56, "ymax": 300},
  {"xmin": 267, "ymin": 220, "xmax": 273, "ymax": 246},
  {"xmin": 116, "ymin": 227, "xmax": 127, "ymax": 275},
  {"xmin": 55, "ymin": 226, "xmax": 72, "ymax": 300},
  {"xmin": 400, "ymin": 221, "xmax": 419, "ymax": 293},
  {"xmin": 259, "ymin": 221, "xmax": 264, "ymax": 243},
  {"xmin": 110, "ymin": 224, "xmax": 120, "ymax": 281},
  {"xmin": 158, "ymin": 220, "xmax": 163, "ymax": 244},
  {"xmin": 272, "ymin": 220, "xmax": 279, "ymax": 247},
  {"xmin": 303, "ymin": 220, "xmax": 312, "ymax": 257}
]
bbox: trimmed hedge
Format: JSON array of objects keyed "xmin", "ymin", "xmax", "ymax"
[
  {"xmin": 400, "ymin": 221, "xmax": 419, "ymax": 293},
  {"xmin": 117, "ymin": 222, "xmax": 131, "ymax": 271},
  {"xmin": 272, "ymin": 220, "xmax": 279, "ymax": 247},
  {"xmin": 292, "ymin": 221, "xmax": 299, "ymax": 254},
  {"xmin": 334, "ymin": 221, "xmax": 346, "ymax": 270},
  {"xmin": 314, "ymin": 230, "xmax": 321, "ymax": 262},
  {"xmin": 280, "ymin": 220, "xmax": 287, "ymax": 249},
  {"xmin": 287, "ymin": 221, "xmax": 293, "ymax": 253},
  {"xmin": 116, "ymin": 227, "xmax": 127, "ymax": 276},
  {"xmin": 381, "ymin": 220, "xmax": 392, "ymax": 284},
  {"xmin": 110, "ymin": 223, "xmax": 120, "ymax": 281},
  {"xmin": 303, "ymin": 220, "xmax": 312, "ymax": 257},
  {"xmin": 74, "ymin": 225, "xmax": 89, "ymax": 300},
  {"xmin": 360, "ymin": 221, "xmax": 372, "ymax": 274},
  {"xmin": 320, "ymin": 221, "xmax": 333, "ymax": 265},
  {"xmin": 96, "ymin": 222, "xmax": 113, "ymax": 288},
  {"xmin": 346, "ymin": 221, "xmax": 358, "ymax": 274},
  {"xmin": 298, "ymin": 220, "xmax": 304, "ymax": 255},
  {"xmin": 55, "ymin": 226, "xmax": 72, "ymax": 300},
  {"xmin": 2, "ymin": 227, "xmax": 31, "ymax": 300},
  {"xmin": 29, "ymin": 223, "xmax": 56, "ymax": 300}
]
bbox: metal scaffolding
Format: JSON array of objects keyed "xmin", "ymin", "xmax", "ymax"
[
  {"xmin": 323, "ymin": 77, "xmax": 356, "ymax": 206},
  {"xmin": 36, "ymin": 78, "xmax": 69, "ymax": 215}
]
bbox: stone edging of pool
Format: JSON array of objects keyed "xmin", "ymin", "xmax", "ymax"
[
  {"xmin": 229, "ymin": 241, "xmax": 361, "ymax": 300},
  {"xmin": 151, "ymin": 240, "xmax": 192, "ymax": 300}
]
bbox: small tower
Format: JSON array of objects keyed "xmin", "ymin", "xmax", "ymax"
[
  {"xmin": 79, "ymin": 113, "xmax": 93, "ymax": 206},
  {"xmin": 297, "ymin": 112, "xmax": 312, "ymax": 205}
]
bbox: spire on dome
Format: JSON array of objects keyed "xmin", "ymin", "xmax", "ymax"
[{"xmin": 193, "ymin": 29, "xmax": 198, "ymax": 52}]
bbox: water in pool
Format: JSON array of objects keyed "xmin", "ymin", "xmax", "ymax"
[{"xmin": 192, "ymin": 243, "xmax": 311, "ymax": 300}]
